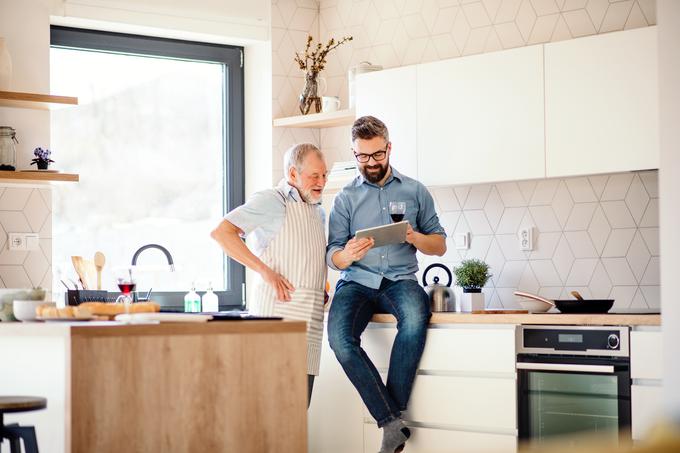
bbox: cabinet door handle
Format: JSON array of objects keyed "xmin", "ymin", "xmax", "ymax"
[{"xmin": 517, "ymin": 362, "xmax": 615, "ymax": 374}]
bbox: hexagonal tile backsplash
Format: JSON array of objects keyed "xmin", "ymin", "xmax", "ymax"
[
  {"xmin": 0, "ymin": 187, "xmax": 52, "ymax": 290},
  {"xmin": 420, "ymin": 170, "xmax": 659, "ymax": 310}
]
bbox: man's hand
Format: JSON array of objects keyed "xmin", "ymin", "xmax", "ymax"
[
  {"xmin": 404, "ymin": 222, "xmax": 447, "ymax": 256},
  {"xmin": 260, "ymin": 267, "xmax": 295, "ymax": 302},
  {"xmin": 333, "ymin": 237, "xmax": 375, "ymax": 269},
  {"xmin": 405, "ymin": 223, "xmax": 418, "ymax": 245}
]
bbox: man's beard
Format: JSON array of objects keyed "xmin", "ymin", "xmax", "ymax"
[
  {"xmin": 360, "ymin": 161, "xmax": 389, "ymax": 183},
  {"xmin": 298, "ymin": 186, "xmax": 322, "ymax": 204}
]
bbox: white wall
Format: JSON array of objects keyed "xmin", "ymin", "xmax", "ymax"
[
  {"xmin": 658, "ymin": 0, "xmax": 680, "ymax": 419},
  {"xmin": 49, "ymin": 0, "xmax": 269, "ymax": 42},
  {"xmin": 0, "ymin": 0, "xmax": 54, "ymax": 290}
]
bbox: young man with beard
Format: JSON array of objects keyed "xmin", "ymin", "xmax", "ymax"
[
  {"xmin": 326, "ymin": 116, "xmax": 446, "ymax": 452},
  {"xmin": 211, "ymin": 143, "xmax": 328, "ymax": 407}
]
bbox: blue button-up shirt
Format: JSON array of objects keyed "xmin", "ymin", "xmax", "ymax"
[{"xmin": 326, "ymin": 167, "xmax": 446, "ymax": 289}]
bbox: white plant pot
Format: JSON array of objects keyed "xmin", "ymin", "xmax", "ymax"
[
  {"xmin": 460, "ymin": 291, "xmax": 485, "ymax": 312},
  {"xmin": 0, "ymin": 37, "xmax": 12, "ymax": 91}
]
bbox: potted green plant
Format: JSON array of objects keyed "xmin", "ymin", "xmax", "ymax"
[{"xmin": 453, "ymin": 259, "xmax": 491, "ymax": 312}]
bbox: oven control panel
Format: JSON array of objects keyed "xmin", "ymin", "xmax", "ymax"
[{"xmin": 517, "ymin": 325, "xmax": 630, "ymax": 357}]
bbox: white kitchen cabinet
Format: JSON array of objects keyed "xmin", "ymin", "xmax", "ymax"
[
  {"xmin": 545, "ymin": 26, "xmax": 659, "ymax": 177},
  {"xmin": 355, "ymin": 65, "xmax": 418, "ymax": 178},
  {"xmin": 631, "ymin": 330, "xmax": 663, "ymax": 380},
  {"xmin": 406, "ymin": 374, "xmax": 516, "ymax": 429},
  {"xmin": 630, "ymin": 328, "xmax": 663, "ymax": 441},
  {"xmin": 416, "ymin": 45, "xmax": 545, "ymax": 186},
  {"xmin": 632, "ymin": 384, "xmax": 663, "ymax": 440},
  {"xmin": 363, "ymin": 325, "xmax": 516, "ymax": 373},
  {"xmin": 359, "ymin": 324, "xmax": 517, "ymax": 452},
  {"xmin": 308, "ymin": 323, "xmax": 365, "ymax": 453},
  {"xmin": 364, "ymin": 424, "xmax": 517, "ymax": 453}
]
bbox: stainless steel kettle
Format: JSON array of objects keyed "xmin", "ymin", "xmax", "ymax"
[{"xmin": 422, "ymin": 263, "xmax": 455, "ymax": 312}]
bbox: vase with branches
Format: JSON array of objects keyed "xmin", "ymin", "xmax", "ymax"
[{"xmin": 294, "ymin": 35, "xmax": 352, "ymax": 115}]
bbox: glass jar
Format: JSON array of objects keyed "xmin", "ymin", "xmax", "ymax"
[{"xmin": 0, "ymin": 126, "xmax": 18, "ymax": 171}]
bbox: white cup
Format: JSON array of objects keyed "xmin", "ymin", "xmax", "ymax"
[{"xmin": 321, "ymin": 96, "xmax": 340, "ymax": 113}]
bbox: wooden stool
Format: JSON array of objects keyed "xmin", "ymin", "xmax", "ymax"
[{"xmin": 0, "ymin": 397, "xmax": 46, "ymax": 453}]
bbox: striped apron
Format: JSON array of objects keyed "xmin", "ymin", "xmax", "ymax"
[{"xmin": 250, "ymin": 190, "xmax": 327, "ymax": 375}]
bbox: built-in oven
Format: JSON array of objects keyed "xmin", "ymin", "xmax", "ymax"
[{"xmin": 517, "ymin": 325, "xmax": 631, "ymax": 446}]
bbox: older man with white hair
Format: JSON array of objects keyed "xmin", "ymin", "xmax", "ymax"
[{"xmin": 211, "ymin": 143, "xmax": 328, "ymax": 406}]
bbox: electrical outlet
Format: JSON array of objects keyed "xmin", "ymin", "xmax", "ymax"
[
  {"xmin": 455, "ymin": 232, "xmax": 470, "ymax": 250},
  {"xmin": 8, "ymin": 233, "xmax": 39, "ymax": 251},
  {"xmin": 9, "ymin": 233, "xmax": 25, "ymax": 251},
  {"xmin": 518, "ymin": 227, "xmax": 534, "ymax": 251}
]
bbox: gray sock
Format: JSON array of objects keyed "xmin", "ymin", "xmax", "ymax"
[{"xmin": 379, "ymin": 418, "xmax": 411, "ymax": 453}]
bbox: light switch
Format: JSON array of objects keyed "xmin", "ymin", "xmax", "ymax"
[
  {"xmin": 25, "ymin": 233, "xmax": 40, "ymax": 251},
  {"xmin": 455, "ymin": 232, "xmax": 470, "ymax": 250}
]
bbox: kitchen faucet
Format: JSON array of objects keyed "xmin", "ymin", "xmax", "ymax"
[{"xmin": 131, "ymin": 243, "xmax": 175, "ymax": 272}]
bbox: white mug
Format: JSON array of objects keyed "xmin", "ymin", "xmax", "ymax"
[{"xmin": 321, "ymin": 96, "xmax": 340, "ymax": 113}]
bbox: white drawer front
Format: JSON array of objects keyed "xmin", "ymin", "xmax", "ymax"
[
  {"xmin": 364, "ymin": 424, "xmax": 517, "ymax": 453},
  {"xmin": 364, "ymin": 326, "xmax": 516, "ymax": 373},
  {"xmin": 631, "ymin": 331, "xmax": 663, "ymax": 379},
  {"xmin": 419, "ymin": 327, "xmax": 516, "ymax": 373},
  {"xmin": 406, "ymin": 374, "xmax": 516, "ymax": 430},
  {"xmin": 632, "ymin": 385, "xmax": 664, "ymax": 440}
]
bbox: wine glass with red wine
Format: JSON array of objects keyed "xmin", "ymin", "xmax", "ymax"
[
  {"xmin": 389, "ymin": 201, "xmax": 406, "ymax": 222},
  {"xmin": 115, "ymin": 271, "xmax": 136, "ymax": 310}
]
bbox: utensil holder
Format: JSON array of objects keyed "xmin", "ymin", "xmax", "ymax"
[{"xmin": 65, "ymin": 290, "xmax": 111, "ymax": 306}]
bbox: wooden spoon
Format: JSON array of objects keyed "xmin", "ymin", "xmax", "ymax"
[
  {"xmin": 513, "ymin": 291, "xmax": 556, "ymax": 307},
  {"xmin": 570, "ymin": 290, "xmax": 584, "ymax": 301},
  {"xmin": 71, "ymin": 256, "xmax": 89, "ymax": 290},
  {"xmin": 94, "ymin": 251, "xmax": 106, "ymax": 290}
]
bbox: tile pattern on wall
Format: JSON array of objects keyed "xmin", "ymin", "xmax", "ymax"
[
  {"xmin": 318, "ymin": 0, "xmax": 657, "ymax": 107},
  {"xmin": 271, "ymin": 0, "xmax": 323, "ymax": 183},
  {"xmin": 417, "ymin": 170, "xmax": 660, "ymax": 309},
  {"xmin": 0, "ymin": 186, "xmax": 52, "ymax": 289}
]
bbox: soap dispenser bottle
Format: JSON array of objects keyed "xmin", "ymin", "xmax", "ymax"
[
  {"xmin": 184, "ymin": 284, "xmax": 200, "ymax": 313},
  {"xmin": 202, "ymin": 282, "xmax": 219, "ymax": 312}
]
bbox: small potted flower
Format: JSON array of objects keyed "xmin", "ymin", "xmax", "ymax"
[
  {"xmin": 453, "ymin": 259, "xmax": 491, "ymax": 312},
  {"xmin": 31, "ymin": 147, "xmax": 54, "ymax": 170}
]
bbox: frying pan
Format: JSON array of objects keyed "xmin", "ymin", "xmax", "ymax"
[{"xmin": 514, "ymin": 291, "xmax": 615, "ymax": 314}]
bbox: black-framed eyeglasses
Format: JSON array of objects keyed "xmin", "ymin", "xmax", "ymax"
[{"xmin": 354, "ymin": 147, "xmax": 388, "ymax": 163}]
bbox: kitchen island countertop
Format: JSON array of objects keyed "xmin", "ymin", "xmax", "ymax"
[{"xmin": 0, "ymin": 319, "xmax": 308, "ymax": 453}]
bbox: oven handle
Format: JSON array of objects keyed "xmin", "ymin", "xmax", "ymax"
[{"xmin": 517, "ymin": 362, "xmax": 615, "ymax": 373}]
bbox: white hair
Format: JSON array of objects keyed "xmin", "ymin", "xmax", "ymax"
[{"xmin": 283, "ymin": 143, "xmax": 323, "ymax": 178}]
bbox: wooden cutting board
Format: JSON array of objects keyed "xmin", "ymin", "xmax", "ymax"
[{"xmin": 471, "ymin": 309, "xmax": 529, "ymax": 314}]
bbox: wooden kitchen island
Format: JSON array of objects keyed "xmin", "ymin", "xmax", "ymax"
[{"xmin": 0, "ymin": 320, "xmax": 308, "ymax": 453}]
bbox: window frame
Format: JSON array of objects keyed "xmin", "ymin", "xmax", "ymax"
[{"xmin": 50, "ymin": 26, "xmax": 246, "ymax": 310}]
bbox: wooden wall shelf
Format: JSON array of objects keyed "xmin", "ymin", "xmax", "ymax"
[
  {"xmin": 0, "ymin": 171, "xmax": 79, "ymax": 183},
  {"xmin": 273, "ymin": 109, "xmax": 355, "ymax": 128},
  {"xmin": 0, "ymin": 90, "xmax": 79, "ymax": 110}
]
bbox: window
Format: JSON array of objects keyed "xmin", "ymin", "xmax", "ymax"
[{"xmin": 50, "ymin": 26, "xmax": 244, "ymax": 310}]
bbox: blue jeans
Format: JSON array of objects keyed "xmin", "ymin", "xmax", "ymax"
[{"xmin": 328, "ymin": 278, "xmax": 431, "ymax": 427}]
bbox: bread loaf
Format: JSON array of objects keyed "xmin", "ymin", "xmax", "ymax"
[{"xmin": 37, "ymin": 302, "xmax": 160, "ymax": 320}]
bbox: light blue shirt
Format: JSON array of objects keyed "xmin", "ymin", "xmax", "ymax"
[
  {"xmin": 224, "ymin": 179, "xmax": 325, "ymax": 256},
  {"xmin": 326, "ymin": 167, "xmax": 446, "ymax": 289}
]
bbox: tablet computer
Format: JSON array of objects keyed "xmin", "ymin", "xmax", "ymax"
[{"xmin": 354, "ymin": 221, "xmax": 408, "ymax": 248}]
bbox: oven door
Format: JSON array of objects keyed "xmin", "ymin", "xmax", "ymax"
[{"xmin": 517, "ymin": 354, "xmax": 631, "ymax": 444}]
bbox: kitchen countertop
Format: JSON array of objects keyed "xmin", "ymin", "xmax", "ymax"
[
  {"xmin": 0, "ymin": 319, "xmax": 305, "ymax": 336},
  {"xmin": 371, "ymin": 312, "xmax": 661, "ymax": 326}
]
